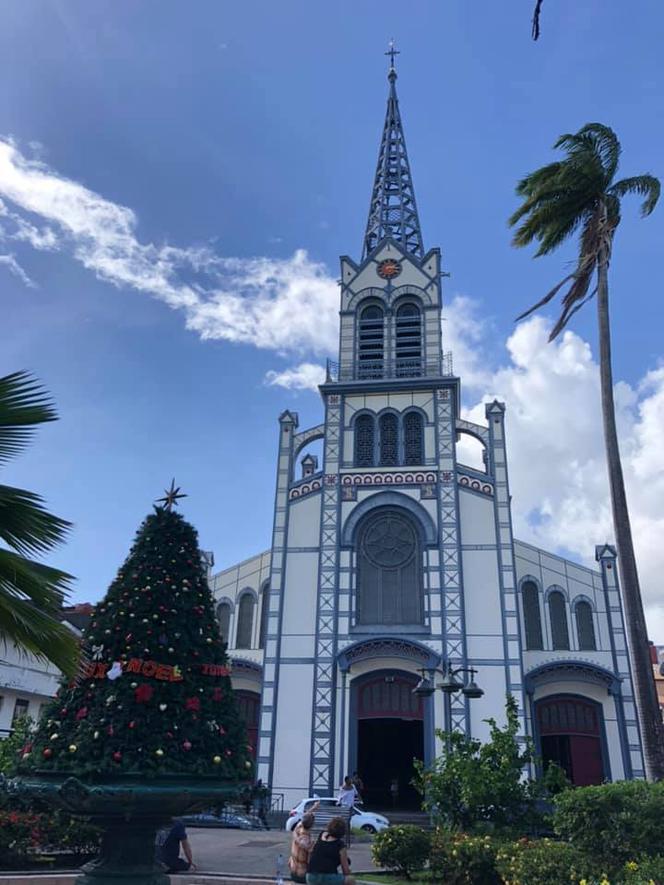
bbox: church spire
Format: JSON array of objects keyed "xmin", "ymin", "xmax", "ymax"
[{"xmin": 363, "ymin": 43, "xmax": 424, "ymax": 260}]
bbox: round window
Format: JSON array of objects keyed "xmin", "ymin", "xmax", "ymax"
[{"xmin": 362, "ymin": 514, "xmax": 416, "ymax": 568}]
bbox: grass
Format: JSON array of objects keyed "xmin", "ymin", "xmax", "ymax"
[{"xmin": 358, "ymin": 874, "xmax": 432, "ymax": 884}]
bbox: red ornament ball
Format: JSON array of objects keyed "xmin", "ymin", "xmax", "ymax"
[
  {"xmin": 43, "ymin": 748, "xmax": 53, "ymax": 759},
  {"xmin": 182, "ymin": 740, "xmax": 192, "ymax": 751}
]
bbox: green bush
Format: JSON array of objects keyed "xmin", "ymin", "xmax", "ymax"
[
  {"xmin": 621, "ymin": 856, "xmax": 664, "ymax": 884},
  {"xmin": 414, "ymin": 696, "xmax": 543, "ymax": 832},
  {"xmin": 430, "ymin": 828, "xmax": 502, "ymax": 884},
  {"xmin": 495, "ymin": 838, "xmax": 589, "ymax": 885},
  {"xmin": 554, "ymin": 781, "xmax": 664, "ymax": 873},
  {"xmin": 371, "ymin": 824, "xmax": 431, "ymax": 878}
]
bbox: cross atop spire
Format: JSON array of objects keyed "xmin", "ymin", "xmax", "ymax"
[
  {"xmin": 385, "ymin": 38, "xmax": 400, "ymax": 71},
  {"xmin": 363, "ymin": 44, "xmax": 424, "ymax": 260}
]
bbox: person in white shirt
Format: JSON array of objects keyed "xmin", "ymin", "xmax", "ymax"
[{"xmin": 337, "ymin": 776, "xmax": 358, "ymax": 809}]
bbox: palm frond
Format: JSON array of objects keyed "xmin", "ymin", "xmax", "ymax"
[
  {"xmin": 0, "ymin": 484, "xmax": 72, "ymax": 556},
  {"xmin": 0, "ymin": 549, "xmax": 77, "ymax": 675},
  {"xmin": 0, "ymin": 371, "xmax": 58, "ymax": 466},
  {"xmin": 0, "ymin": 548, "xmax": 73, "ymax": 613},
  {"xmin": 609, "ymin": 175, "xmax": 661, "ymax": 216},
  {"xmin": 576, "ymin": 123, "xmax": 621, "ymax": 181},
  {"xmin": 532, "ymin": 0, "xmax": 544, "ymax": 40},
  {"xmin": 515, "ymin": 273, "xmax": 576, "ymax": 323}
]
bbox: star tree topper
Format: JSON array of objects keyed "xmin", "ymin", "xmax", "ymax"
[{"xmin": 155, "ymin": 479, "xmax": 188, "ymax": 511}]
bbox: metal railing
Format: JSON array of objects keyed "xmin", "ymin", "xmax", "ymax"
[{"xmin": 326, "ymin": 352, "xmax": 453, "ymax": 382}]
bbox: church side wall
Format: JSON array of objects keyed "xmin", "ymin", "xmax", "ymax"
[{"xmin": 458, "ymin": 488, "xmax": 511, "ymax": 742}]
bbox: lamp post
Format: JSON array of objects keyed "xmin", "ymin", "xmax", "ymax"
[{"xmin": 413, "ymin": 663, "xmax": 484, "ymax": 752}]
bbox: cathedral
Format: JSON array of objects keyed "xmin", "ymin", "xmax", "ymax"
[{"xmin": 209, "ymin": 60, "xmax": 644, "ymax": 809}]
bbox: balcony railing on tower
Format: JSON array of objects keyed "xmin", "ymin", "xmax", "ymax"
[{"xmin": 325, "ymin": 352, "xmax": 453, "ymax": 383}]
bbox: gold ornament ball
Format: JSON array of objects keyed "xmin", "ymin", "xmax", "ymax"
[
  {"xmin": 93, "ymin": 731, "xmax": 100, "ymax": 739},
  {"xmin": 212, "ymin": 755, "xmax": 222, "ymax": 764},
  {"xmin": 206, "ymin": 637, "xmax": 212, "ymax": 644},
  {"xmin": 245, "ymin": 760, "xmax": 252, "ymax": 769},
  {"xmin": 50, "ymin": 733, "xmax": 59, "ymax": 740},
  {"xmin": 155, "ymin": 749, "xmax": 164, "ymax": 757},
  {"xmin": 68, "ymin": 744, "xmax": 77, "ymax": 753},
  {"xmin": 21, "ymin": 752, "xmax": 31, "ymax": 760}
]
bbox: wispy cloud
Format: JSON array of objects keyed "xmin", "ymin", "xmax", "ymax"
[
  {"xmin": 0, "ymin": 253, "xmax": 36, "ymax": 288},
  {"xmin": 0, "ymin": 138, "xmax": 339, "ymax": 354},
  {"xmin": 265, "ymin": 362, "xmax": 327, "ymax": 391}
]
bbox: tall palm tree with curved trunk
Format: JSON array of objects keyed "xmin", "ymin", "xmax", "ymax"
[
  {"xmin": 509, "ymin": 123, "xmax": 664, "ymax": 781},
  {"xmin": 0, "ymin": 371, "xmax": 78, "ymax": 677}
]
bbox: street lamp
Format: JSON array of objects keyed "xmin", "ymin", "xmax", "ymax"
[{"xmin": 413, "ymin": 663, "xmax": 484, "ymax": 750}]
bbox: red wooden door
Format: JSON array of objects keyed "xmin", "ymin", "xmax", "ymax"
[{"xmin": 570, "ymin": 735, "xmax": 604, "ymax": 786}]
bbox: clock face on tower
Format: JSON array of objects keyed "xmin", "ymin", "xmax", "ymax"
[{"xmin": 376, "ymin": 258, "xmax": 402, "ymax": 280}]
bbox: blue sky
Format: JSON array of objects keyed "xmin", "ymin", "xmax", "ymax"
[{"xmin": 2, "ymin": 1, "xmax": 664, "ymax": 632}]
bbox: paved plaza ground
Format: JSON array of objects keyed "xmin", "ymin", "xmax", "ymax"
[{"xmin": 187, "ymin": 826, "xmax": 379, "ymax": 879}]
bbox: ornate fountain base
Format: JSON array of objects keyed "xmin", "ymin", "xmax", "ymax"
[{"xmin": 6, "ymin": 773, "xmax": 242, "ymax": 885}]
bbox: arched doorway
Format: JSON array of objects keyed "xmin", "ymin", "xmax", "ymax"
[
  {"xmin": 351, "ymin": 670, "xmax": 424, "ymax": 809},
  {"xmin": 536, "ymin": 695, "xmax": 606, "ymax": 786},
  {"xmin": 235, "ymin": 690, "xmax": 260, "ymax": 758}
]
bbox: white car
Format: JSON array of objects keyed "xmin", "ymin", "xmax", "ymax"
[{"xmin": 285, "ymin": 796, "xmax": 390, "ymax": 834}]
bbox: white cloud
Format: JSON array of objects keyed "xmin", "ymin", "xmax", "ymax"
[
  {"xmin": 453, "ymin": 309, "xmax": 664, "ymax": 639},
  {"xmin": 0, "ymin": 139, "xmax": 339, "ymax": 355},
  {"xmin": 265, "ymin": 362, "xmax": 327, "ymax": 391},
  {"xmin": 0, "ymin": 253, "xmax": 36, "ymax": 288}
]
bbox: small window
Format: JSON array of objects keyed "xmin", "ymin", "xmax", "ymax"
[
  {"xmin": 403, "ymin": 412, "xmax": 424, "ymax": 465},
  {"xmin": 549, "ymin": 591, "xmax": 570, "ymax": 650},
  {"xmin": 379, "ymin": 413, "xmax": 399, "ymax": 467},
  {"xmin": 236, "ymin": 594, "xmax": 255, "ymax": 649},
  {"xmin": 259, "ymin": 584, "xmax": 270, "ymax": 649},
  {"xmin": 522, "ymin": 581, "xmax": 543, "ymax": 650},
  {"xmin": 355, "ymin": 414, "xmax": 375, "ymax": 467},
  {"xmin": 575, "ymin": 601, "xmax": 596, "ymax": 651},
  {"xmin": 217, "ymin": 602, "xmax": 231, "ymax": 643},
  {"xmin": 12, "ymin": 698, "xmax": 29, "ymax": 726},
  {"xmin": 358, "ymin": 305, "xmax": 384, "ymax": 379}
]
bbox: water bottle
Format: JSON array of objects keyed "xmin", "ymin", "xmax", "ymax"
[{"xmin": 276, "ymin": 851, "xmax": 284, "ymax": 885}]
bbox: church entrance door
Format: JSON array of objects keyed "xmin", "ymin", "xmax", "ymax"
[
  {"xmin": 352, "ymin": 670, "xmax": 424, "ymax": 809},
  {"xmin": 536, "ymin": 695, "xmax": 606, "ymax": 786}
]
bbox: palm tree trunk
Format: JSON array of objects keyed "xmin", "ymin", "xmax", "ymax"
[{"xmin": 597, "ymin": 238, "xmax": 664, "ymax": 781}]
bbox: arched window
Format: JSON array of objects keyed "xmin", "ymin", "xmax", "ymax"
[
  {"xmin": 259, "ymin": 583, "xmax": 270, "ymax": 649},
  {"xmin": 355, "ymin": 414, "xmax": 375, "ymax": 467},
  {"xmin": 575, "ymin": 601, "xmax": 596, "ymax": 651},
  {"xmin": 358, "ymin": 305, "xmax": 384, "ymax": 379},
  {"xmin": 403, "ymin": 412, "xmax": 424, "ymax": 465},
  {"xmin": 549, "ymin": 590, "xmax": 570, "ymax": 650},
  {"xmin": 357, "ymin": 509, "xmax": 423, "ymax": 625},
  {"xmin": 217, "ymin": 602, "xmax": 231, "ymax": 644},
  {"xmin": 522, "ymin": 581, "xmax": 543, "ymax": 650},
  {"xmin": 395, "ymin": 303, "xmax": 422, "ymax": 377},
  {"xmin": 236, "ymin": 593, "xmax": 255, "ymax": 649},
  {"xmin": 379, "ymin": 413, "xmax": 399, "ymax": 466}
]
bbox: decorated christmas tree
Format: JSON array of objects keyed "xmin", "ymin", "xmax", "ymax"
[{"xmin": 19, "ymin": 489, "xmax": 252, "ymax": 782}]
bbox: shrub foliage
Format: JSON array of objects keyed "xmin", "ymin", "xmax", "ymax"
[
  {"xmin": 414, "ymin": 695, "xmax": 542, "ymax": 831},
  {"xmin": 553, "ymin": 780, "xmax": 664, "ymax": 873},
  {"xmin": 430, "ymin": 828, "xmax": 502, "ymax": 884},
  {"xmin": 371, "ymin": 824, "xmax": 431, "ymax": 878}
]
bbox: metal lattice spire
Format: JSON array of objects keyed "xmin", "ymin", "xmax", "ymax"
[{"xmin": 363, "ymin": 43, "xmax": 424, "ymax": 259}]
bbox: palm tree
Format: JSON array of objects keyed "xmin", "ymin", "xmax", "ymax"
[
  {"xmin": 0, "ymin": 371, "xmax": 78, "ymax": 676},
  {"xmin": 509, "ymin": 123, "xmax": 664, "ymax": 781}
]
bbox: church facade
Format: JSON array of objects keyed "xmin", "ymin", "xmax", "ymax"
[{"xmin": 209, "ymin": 63, "xmax": 644, "ymax": 808}]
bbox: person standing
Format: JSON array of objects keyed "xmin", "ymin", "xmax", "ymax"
[
  {"xmin": 389, "ymin": 777, "xmax": 399, "ymax": 809},
  {"xmin": 350, "ymin": 772, "xmax": 364, "ymax": 801},
  {"xmin": 337, "ymin": 776, "xmax": 358, "ymax": 809},
  {"xmin": 306, "ymin": 817, "xmax": 355, "ymax": 885},
  {"xmin": 155, "ymin": 819, "xmax": 196, "ymax": 873},
  {"xmin": 288, "ymin": 812, "xmax": 316, "ymax": 883}
]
